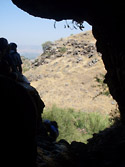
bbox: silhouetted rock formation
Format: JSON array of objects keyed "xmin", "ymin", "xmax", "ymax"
[
  {"xmin": 0, "ymin": 75, "xmax": 37, "ymax": 166},
  {"xmin": 7, "ymin": 0, "xmax": 125, "ymax": 166},
  {"xmin": 0, "ymin": 74, "xmax": 45, "ymax": 166}
]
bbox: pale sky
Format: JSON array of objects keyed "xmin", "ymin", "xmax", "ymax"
[{"xmin": 0, "ymin": 0, "xmax": 92, "ymax": 58}]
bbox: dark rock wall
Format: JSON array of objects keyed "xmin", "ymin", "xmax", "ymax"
[
  {"xmin": 92, "ymin": 25, "xmax": 125, "ymax": 122},
  {"xmin": 0, "ymin": 75, "xmax": 37, "ymax": 166}
]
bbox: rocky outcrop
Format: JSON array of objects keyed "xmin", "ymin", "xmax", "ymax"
[{"xmin": 32, "ymin": 31, "xmax": 98, "ymax": 67}]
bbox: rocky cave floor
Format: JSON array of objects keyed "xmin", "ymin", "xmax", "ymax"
[{"xmin": 36, "ymin": 121, "xmax": 125, "ymax": 167}]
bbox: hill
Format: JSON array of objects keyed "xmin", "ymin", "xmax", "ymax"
[{"xmin": 24, "ymin": 31, "xmax": 117, "ymax": 114}]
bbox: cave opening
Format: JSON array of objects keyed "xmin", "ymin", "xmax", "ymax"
[
  {"xmin": 19, "ymin": 17, "xmax": 118, "ymax": 144},
  {"xmin": 1, "ymin": 1, "xmax": 125, "ymax": 166}
]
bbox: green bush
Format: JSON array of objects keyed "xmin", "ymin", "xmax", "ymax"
[
  {"xmin": 42, "ymin": 105, "xmax": 112, "ymax": 143},
  {"xmin": 58, "ymin": 47, "xmax": 67, "ymax": 54},
  {"xmin": 42, "ymin": 41, "xmax": 52, "ymax": 53}
]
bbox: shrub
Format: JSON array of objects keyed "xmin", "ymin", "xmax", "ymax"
[
  {"xmin": 58, "ymin": 47, "xmax": 67, "ymax": 54},
  {"xmin": 42, "ymin": 105, "xmax": 112, "ymax": 143},
  {"xmin": 94, "ymin": 74, "xmax": 110, "ymax": 97},
  {"xmin": 42, "ymin": 41, "xmax": 52, "ymax": 53}
]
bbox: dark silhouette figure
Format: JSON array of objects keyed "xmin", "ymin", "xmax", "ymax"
[
  {"xmin": 8, "ymin": 42, "xmax": 30, "ymax": 84},
  {"xmin": 0, "ymin": 37, "xmax": 8, "ymax": 59},
  {"xmin": 0, "ymin": 39, "xmax": 23, "ymax": 81},
  {"xmin": 0, "ymin": 37, "xmax": 11, "ymax": 76},
  {"xmin": 0, "ymin": 37, "xmax": 46, "ymax": 166},
  {"xmin": 9, "ymin": 42, "xmax": 23, "ymax": 74}
]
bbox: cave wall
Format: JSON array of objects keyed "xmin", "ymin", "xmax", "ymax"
[
  {"xmin": 12, "ymin": 0, "xmax": 125, "ymax": 121},
  {"xmin": 92, "ymin": 26, "xmax": 125, "ymax": 121},
  {"xmin": 0, "ymin": 76, "xmax": 37, "ymax": 166}
]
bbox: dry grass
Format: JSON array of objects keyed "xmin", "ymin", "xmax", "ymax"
[{"xmin": 25, "ymin": 31, "xmax": 117, "ymax": 114}]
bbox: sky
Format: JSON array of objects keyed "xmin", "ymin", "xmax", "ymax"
[{"xmin": 0, "ymin": 0, "xmax": 92, "ymax": 58}]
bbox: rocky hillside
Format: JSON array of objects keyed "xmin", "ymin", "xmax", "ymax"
[{"xmin": 24, "ymin": 31, "xmax": 117, "ymax": 114}]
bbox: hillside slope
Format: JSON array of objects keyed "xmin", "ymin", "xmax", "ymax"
[{"xmin": 24, "ymin": 31, "xmax": 117, "ymax": 114}]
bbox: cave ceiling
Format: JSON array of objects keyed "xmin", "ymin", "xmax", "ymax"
[
  {"xmin": 11, "ymin": 0, "xmax": 123, "ymax": 28},
  {"xmin": 11, "ymin": 0, "xmax": 125, "ymax": 60}
]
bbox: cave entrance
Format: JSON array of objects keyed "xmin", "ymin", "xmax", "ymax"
[
  {"xmin": 23, "ymin": 20, "xmax": 118, "ymax": 143},
  {"xmin": 1, "ymin": 0, "xmax": 120, "ymax": 143},
  {"xmin": 1, "ymin": 2, "xmax": 125, "ymax": 166}
]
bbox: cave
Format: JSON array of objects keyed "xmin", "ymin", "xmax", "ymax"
[{"xmin": 1, "ymin": 0, "xmax": 125, "ymax": 166}]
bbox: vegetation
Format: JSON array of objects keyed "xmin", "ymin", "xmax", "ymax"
[
  {"xmin": 23, "ymin": 67, "xmax": 30, "ymax": 73},
  {"xmin": 43, "ymin": 105, "xmax": 112, "ymax": 143},
  {"xmin": 21, "ymin": 56, "xmax": 31, "ymax": 73},
  {"xmin": 94, "ymin": 74, "xmax": 110, "ymax": 98},
  {"xmin": 42, "ymin": 41, "xmax": 53, "ymax": 53},
  {"xmin": 58, "ymin": 47, "xmax": 67, "ymax": 54}
]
